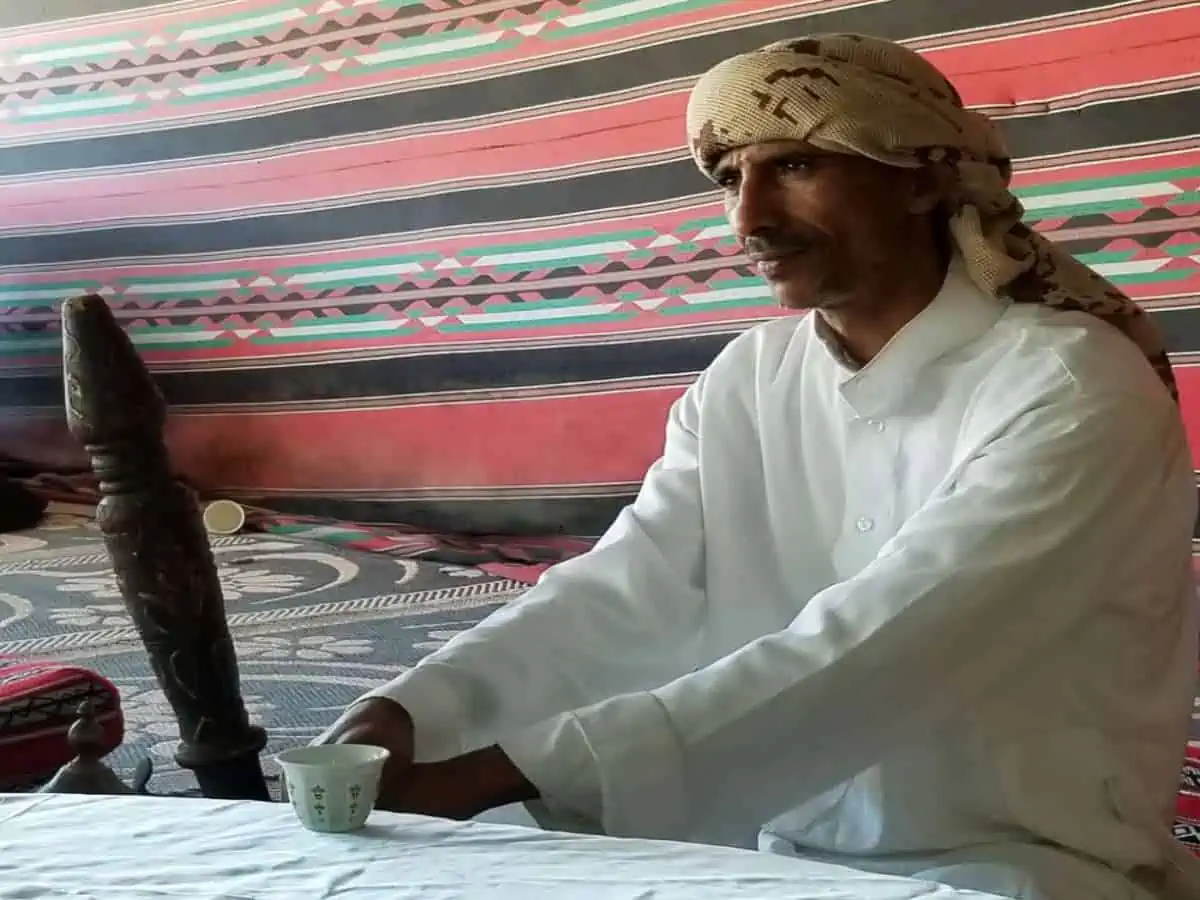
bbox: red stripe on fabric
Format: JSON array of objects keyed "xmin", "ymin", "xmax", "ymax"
[
  {"xmin": 166, "ymin": 385, "xmax": 683, "ymax": 491},
  {"xmin": 5, "ymin": 363, "xmax": 1197, "ymax": 494},
  {"xmin": 929, "ymin": 6, "xmax": 1200, "ymax": 106},
  {"xmin": 1014, "ymin": 146, "xmax": 1200, "ymax": 187},
  {"xmin": 1127, "ymin": 272, "xmax": 1200, "ymax": 305},
  {"xmin": 1172, "ymin": 366, "xmax": 1200, "ymax": 468},
  {"xmin": 157, "ymin": 346, "xmax": 1200, "ymax": 491},
  {"xmin": 1, "ymin": 94, "xmax": 690, "ymax": 227}
]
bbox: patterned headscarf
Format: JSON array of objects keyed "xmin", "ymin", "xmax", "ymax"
[{"xmin": 686, "ymin": 34, "xmax": 1176, "ymax": 397}]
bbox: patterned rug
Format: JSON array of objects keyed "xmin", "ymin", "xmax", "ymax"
[{"xmin": 0, "ymin": 509, "xmax": 526, "ymax": 795}]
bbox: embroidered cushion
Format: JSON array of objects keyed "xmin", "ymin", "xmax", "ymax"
[
  {"xmin": 0, "ymin": 658, "xmax": 123, "ymax": 789},
  {"xmin": 1177, "ymin": 743, "xmax": 1200, "ymax": 855}
]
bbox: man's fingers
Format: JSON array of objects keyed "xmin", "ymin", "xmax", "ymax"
[
  {"xmin": 329, "ymin": 721, "xmax": 383, "ymax": 746},
  {"xmin": 311, "ymin": 713, "xmax": 367, "ymax": 746}
]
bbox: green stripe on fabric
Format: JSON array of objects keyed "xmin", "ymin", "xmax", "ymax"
[
  {"xmin": 263, "ymin": 524, "xmax": 367, "ymax": 541},
  {"xmin": 0, "ymin": 282, "xmax": 103, "ymax": 305},
  {"xmin": 0, "ymin": 332, "xmax": 232, "ymax": 353},
  {"xmin": 1014, "ymin": 167, "xmax": 1198, "ymax": 198},
  {"xmin": 475, "ymin": 297, "xmax": 605, "ymax": 312},
  {"xmin": 15, "ymin": 95, "xmax": 149, "ymax": 121},
  {"xmin": 281, "ymin": 254, "xmax": 441, "ymax": 276},
  {"xmin": 1027, "ymin": 199, "xmax": 1145, "ymax": 218},
  {"xmin": 357, "ymin": 34, "xmax": 520, "ymax": 71},
  {"xmin": 460, "ymin": 232, "xmax": 656, "ymax": 258},
  {"xmin": 13, "ymin": 35, "xmax": 140, "ymax": 63},
  {"xmin": 440, "ymin": 310, "xmax": 636, "ymax": 332},
  {"xmin": 171, "ymin": 4, "xmax": 309, "ymax": 42},
  {"xmin": 0, "ymin": 336, "xmax": 63, "ymax": 354},
  {"xmin": 1072, "ymin": 250, "xmax": 1137, "ymax": 266},
  {"xmin": 550, "ymin": 0, "xmax": 726, "ymax": 39},
  {"xmin": 251, "ymin": 325, "xmax": 419, "ymax": 343},
  {"xmin": 659, "ymin": 297, "xmax": 772, "ymax": 314},
  {"xmin": 677, "ymin": 215, "xmax": 727, "ymax": 233},
  {"xmin": 174, "ymin": 66, "xmax": 318, "ymax": 103},
  {"xmin": 1107, "ymin": 269, "xmax": 1196, "ymax": 286}
]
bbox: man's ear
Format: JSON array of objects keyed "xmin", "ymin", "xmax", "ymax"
[{"xmin": 907, "ymin": 163, "xmax": 956, "ymax": 215}]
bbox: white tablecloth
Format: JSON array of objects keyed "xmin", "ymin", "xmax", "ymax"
[{"xmin": 0, "ymin": 794, "xmax": 1003, "ymax": 898}]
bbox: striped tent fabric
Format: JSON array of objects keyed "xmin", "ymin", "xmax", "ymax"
[{"xmin": 0, "ymin": 0, "xmax": 1197, "ymax": 540}]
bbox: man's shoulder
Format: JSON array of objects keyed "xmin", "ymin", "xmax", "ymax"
[
  {"xmin": 955, "ymin": 306, "xmax": 1182, "ymax": 457},
  {"xmin": 987, "ymin": 303, "xmax": 1171, "ymax": 405}
]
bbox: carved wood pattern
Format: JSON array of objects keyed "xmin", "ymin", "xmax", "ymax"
[{"xmin": 61, "ymin": 294, "xmax": 269, "ymax": 800}]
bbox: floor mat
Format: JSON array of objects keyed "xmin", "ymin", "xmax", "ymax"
[
  {"xmin": 253, "ymin": 510, "xmax": 594, "ymax": 584},
  {"xmin": 0, "ymin": 515, "xmax": 526, "ymax": 796},
  {"xmin": 13, "ymin": 471, "xmax": 595, "ymax": 585}
]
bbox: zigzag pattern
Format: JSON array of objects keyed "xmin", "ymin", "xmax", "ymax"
[
  {"xmin": 0, "ymin": 682, "xmax": 113, "ymax": 733},
  {"xmin": 0, "ymin": 0, "xmax": 587, "ymax": 99},
  {"xmin": 0, "ymin": 207, "xmax": 1194, "ymax": 329},
  {"xmin": 1174, "ymin": 819, "xmax": 1200, "ymax": 850}
]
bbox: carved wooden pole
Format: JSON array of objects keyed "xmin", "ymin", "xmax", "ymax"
[{"xmin": 62, "ymin": 294, "xmax": 269, "ymax": 801}]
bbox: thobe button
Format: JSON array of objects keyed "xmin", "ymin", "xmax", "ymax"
[{"xmin": 855, "ymin": 516, "xmax": 875, "ymax": 533}]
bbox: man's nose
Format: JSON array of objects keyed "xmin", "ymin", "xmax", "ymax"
[{"xmin": 728, "ymin": 172, "xmax": 781, "ymax": 241}]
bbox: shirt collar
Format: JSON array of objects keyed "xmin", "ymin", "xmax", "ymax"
[{"xmin": 827, "ymin": 255, "xmax": 1007, "ymax": 417}]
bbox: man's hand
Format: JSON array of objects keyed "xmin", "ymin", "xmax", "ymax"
[
  {"xmin": 315, "ymin": 697, "xmax": 538, "ymax": 820},
  {"xmin": 380, "ymin": 746, "xmax": 538, "ymax": 820},
  {"xmin": 314, "ymin": 696, "xmax": 416, "ymax": 804}
]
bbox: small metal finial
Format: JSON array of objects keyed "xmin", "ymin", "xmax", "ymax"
[
  {"xmin": 66, "ymin": 700, "xmax": 106, "ymax": 760},
  {"xmin": 39, "ymin": 699, "xmax": 133, "ymax": 796}
]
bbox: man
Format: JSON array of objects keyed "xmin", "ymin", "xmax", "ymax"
[{"xmin": 318, "ymin": 35, "xmax": 1199, "ymax": 900}]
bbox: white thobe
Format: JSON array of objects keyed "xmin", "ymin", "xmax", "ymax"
[{"xmin": 364, "ymin": 259, "xmax": 1199, "ymax": 899}]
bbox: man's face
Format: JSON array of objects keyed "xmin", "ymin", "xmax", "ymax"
[{"xmin": 713, "ymin": 139, "xmax": 925, "ymax": 311}]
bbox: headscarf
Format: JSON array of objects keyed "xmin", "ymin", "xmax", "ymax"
[{"xmin": 685, "ymin": 34, "xmax": 1176, "ymax": 398}]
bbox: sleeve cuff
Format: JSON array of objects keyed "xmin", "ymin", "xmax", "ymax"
[
  {"xmin": 358, "ymin": 662, "xmax": 469, "ymax": 763},
  {"xmin": 500, "ymin": 712, "xmax": 603, "ymax": 826},
  {"xmin": 503, "ymin": 692, "xmax": 690, "ymax": 841}
]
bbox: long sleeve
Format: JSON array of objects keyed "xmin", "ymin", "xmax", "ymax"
[
  {"xmin": 362, "ymin": 376, "xmax": 710, "ymax": 764},
  {"xmin": 505, "ymin": 384, "xmax": 1195, "ymax": 845}
]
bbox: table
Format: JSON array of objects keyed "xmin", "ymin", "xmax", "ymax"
[{"xmin": 0, "ymin": 794, "xmax": 1002, "ymax": 898}]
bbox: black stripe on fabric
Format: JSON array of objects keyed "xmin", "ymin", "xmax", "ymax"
[
  {"xmin": 0, "ymin": 0, "xmax": 1150, "ymax": 175},
  {"xmin": 0, "ymin": 160, "xmax": 710, "ymax": 266},
  {"xmin": 0, "ymin": 331, "xmax": 736, "ymax": 409},
  {"xmin": 1151, "ymin": 306, "xmax": 1200, "ymax": 356},
  {"xmin": 242, "ymin": 492, "xmax": 633, "ymax": 538},
  {"xmin": 0, "ymin": 160, "xmax": 705, "ymax": 264},
  {"xmin": 3, "ymin": 87, "xmax": 1198, "ymax": 268},
  {"xmin": 0, "ymin": 0, "xmax": 167, "ymax": 28}
]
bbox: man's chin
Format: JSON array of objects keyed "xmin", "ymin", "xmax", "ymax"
[{"xmin": 770, "ymin": 284, "xmax": 823, "ymax": 311}]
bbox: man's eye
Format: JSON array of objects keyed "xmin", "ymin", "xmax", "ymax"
[
  {"xmin": 776, "ymin": 156, "xmax": 814, "ymax": 174},
  {"xmin": 715, "ymin": 173, "xmax": 739, "ymax": 190}
]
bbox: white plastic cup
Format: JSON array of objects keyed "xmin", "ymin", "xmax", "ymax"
[
  {"xmin": 275, "ymin": 744, "xmax": 390, "ymax": 833},
  {"xmin": 202, "ymin": 499, "xmax": 246, "ymax": 535}
]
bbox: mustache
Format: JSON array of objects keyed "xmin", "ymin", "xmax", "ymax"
[{"xmin": 741, "ymin": 229, "xmax": 822, "ymax": 261}]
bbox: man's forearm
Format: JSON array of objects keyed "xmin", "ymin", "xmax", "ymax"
[
  {"xmin": 454, "ymin": 744, "xmax": 540, "ymax": 811},
  {"xmin": 388, "ymin": 745, "xmax": 539, "ymax": 820}
]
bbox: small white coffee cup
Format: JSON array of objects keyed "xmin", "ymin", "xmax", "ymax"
[
  {"xmin": 202, "ymin": 499, "xmax": 246, "ymax": 535},
  {"xmin": 276, "ymin": 744, "xmax": 390, "ymax": 833}
]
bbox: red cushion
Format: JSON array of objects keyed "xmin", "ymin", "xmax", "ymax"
[
  {"xmin": 1177, "ymin": 744, "xmax": 1200, "ymax": 855},
  {"xmin": 0, "ymin": 658, "xmax": 123, "ymax": 789}
]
